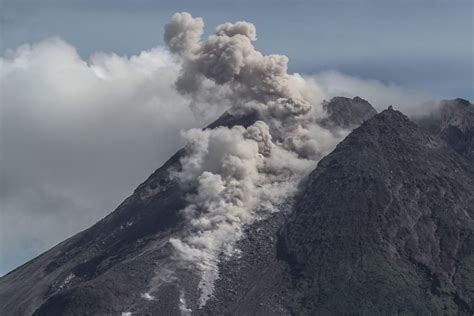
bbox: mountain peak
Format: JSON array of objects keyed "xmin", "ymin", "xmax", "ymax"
[
  {"xmin": 377, "ymin": 105, "xmax": 405, "ymax": 118},
  {"xmin": 321, "ymin": 96, "xmax": 377, "ymax": 129},
  {"xmin": 453, "ymin": 97, "xmax": 471, "ymax": 107},
  {"xmin": 370, "ymin": 106, "xmax": 412, "ymax": 126},
  {"xmin": 341, "ymin": 105, "xmax": 431, "ymax": 150}
]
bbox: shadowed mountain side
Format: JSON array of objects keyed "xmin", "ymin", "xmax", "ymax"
[{"xmin": 279, "ymin": 108, "xmax": 474, "ymax": 314}]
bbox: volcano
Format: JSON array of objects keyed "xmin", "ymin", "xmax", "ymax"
[{"xmin": 1, "ymin": 97, "xmax": 473, "ymax": 315}]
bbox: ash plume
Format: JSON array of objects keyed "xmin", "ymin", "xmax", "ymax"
[
  {"xmin": 164, "ymin": 12, "xmax": 204, "ymax": 58},
  {"xmin": 157, "ymin": 12, "xmax": 348, "ymax": 307},
  {"xmin": 164, "ymin": 12, "xmax": 328, "ymax": 122}
]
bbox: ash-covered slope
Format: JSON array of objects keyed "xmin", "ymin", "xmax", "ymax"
[{"xmin": 279, "ymin": 107, "xmax": 474, "ymax": 314}]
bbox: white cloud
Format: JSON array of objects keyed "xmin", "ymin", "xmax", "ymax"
[
  {"xmin": 0, "ymin": 37, "xmax": 201, "ymax": 275},
  {"xmin": 307, "ymin": 70, "xmax": 433, "ymax": 116}
]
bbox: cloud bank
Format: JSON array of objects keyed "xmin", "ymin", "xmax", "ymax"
[{"xmin": 0, "ymin": 38, "xmax": 201, "ymax": 275}]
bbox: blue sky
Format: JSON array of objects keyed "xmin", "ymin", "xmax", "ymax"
[{"xmin": 2, "ymin": 0, "xmax": 473, "ymax": 99}]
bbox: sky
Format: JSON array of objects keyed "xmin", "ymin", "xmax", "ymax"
[{"xmin": 0, "ymin": 0, "xmax": 473, "ymax": 275}]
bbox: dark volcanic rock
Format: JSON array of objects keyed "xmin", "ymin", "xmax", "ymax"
[
  {"xmin": 279, "ymin": 108, "xmax": 474, "ymax": 314},
  {"xmin": 321, "ymin": 96, "xmax": 378, "ymax": 130}
]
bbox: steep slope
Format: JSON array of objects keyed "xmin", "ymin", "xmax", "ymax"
[{"xmin": 279, "ymin": 107, "xmax": 474, "ymax": 314}]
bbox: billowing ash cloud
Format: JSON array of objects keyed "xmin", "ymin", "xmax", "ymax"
[
  {"xmin": 164, "ymin": 12, "xmax": 204, "ymax": 58},
  {"xmin": 164, "ymin": 12, "xmax": 328, "ymax": 122},
  {"xmin": 169, "ymin": 122, "xmax": 316, "ymax": 305},
  {"xmin": 160, "ymin": 12, "xmax": 348, "ymax": 306}
]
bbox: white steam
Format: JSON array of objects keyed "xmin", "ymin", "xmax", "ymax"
[{"xmin": 179, "ymin": 290, "xmax": 192, "ymax": 315}]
